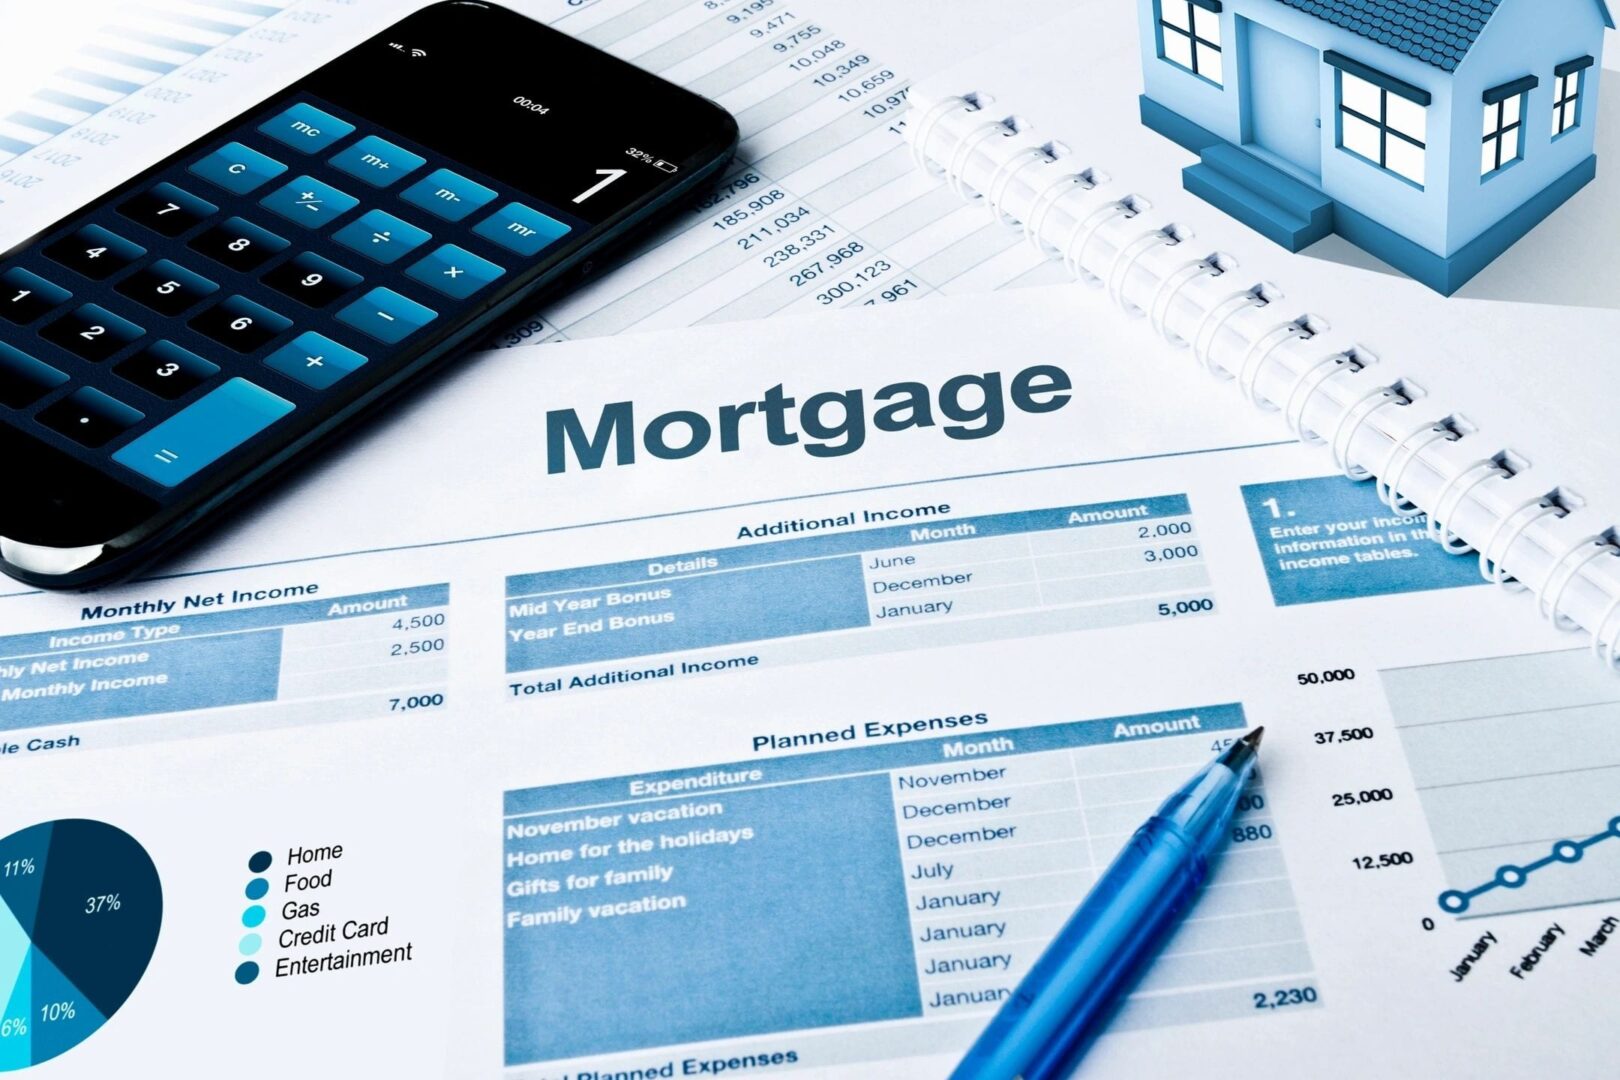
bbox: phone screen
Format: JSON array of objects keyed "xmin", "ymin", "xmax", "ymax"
[{"xmin": 0, "ymin": 1, "xmax": 735, "ymax": 582}]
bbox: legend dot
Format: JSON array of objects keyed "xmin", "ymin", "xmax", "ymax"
[
  {"xmin": 249, "ymin": 850, "xmax": 272, "ymax": 873},
  {"xmin": 235, "ymin": 962, "xmax": 259, "ymax": 985},
  {"xmin": 245, "ymin": 877, "xmax": 269, "ymax": 900},
  {"xmin": 242, "ymin": 904, "xmax": 266, "ymax": 928}
]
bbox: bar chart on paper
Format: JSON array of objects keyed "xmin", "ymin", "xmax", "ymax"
[
  {"xmin": 1383, "ymin": 650, "xmax": 1620, "ymax": 919},
  {"xmin": 501, "ymin": 706, "xmax": 1317, "ymax": 1070}
]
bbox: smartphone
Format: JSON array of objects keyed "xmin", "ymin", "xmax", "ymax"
[{"xmin": 0, "ymin": 1, "xmax": 737, "ymax": 589}]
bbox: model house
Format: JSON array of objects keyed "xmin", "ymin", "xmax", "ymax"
[{"xmin": 1136, "ymin": 0, "xmax": 1611, "ymax": 294}]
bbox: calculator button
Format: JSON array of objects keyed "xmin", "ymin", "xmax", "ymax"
[
  {"xmin": 42, "ymin": 304, "xmax": 144, "ymax": 362},
  {"xmin": 191, "ymin": 295, "xmax": 292, "ymax": 352},
  {"xmin": 113, "ymin": 378, "xmax": 293, "ymax": 487},
  {"xmin": 38, "ymin": 387, "xmax": 143, "ymax": 448},
  {"xmin": 406, "ymin": 244, "xmax": 505, "ymax": 300},
  {"xmin": 257, "ymin": 103, "xmax": 354, "ymax": 153},
  {"xmin": 336, "ymin": 288, "xmax": 436, "ymax": 344},
  {"xmin": 263, "ymin": 252, "xmax": 362, "ymax": 308},
  {"xmin": 472, "ymin": 202, "xmax": 570, "ymax": 256},
  {"xmin": 400, "ymin": 168, "xmax": 497, "ymax": 222},
  {"xmin": 116, "ymin": 340, "xmax": 219, "ymax": 400},
  {"xmin": 189, "ymin": 141, "xmax": 287, "ymax": 195},
  {"xmin": 117, "ymin": 258, "xmax": 219, "ymax": 316},
  {"xmin": 118, "ymin": 182, "xmax": 217, "ymax": 237},
  {"xmin": 191, "ymin": 216, "xmax": 289, "ymax": 272},
  {"xmin": 44, "ymin": 224, "xmax": 146, "ymax": 280},
  {"xmin": 329, "ymin": 135, "xmax": 425, "ymax": 187},
  {"xmin": 259, "ymin": 175, "xmax": 360, "ymax": 229},
  {"xmin": 332, "ymin": 210, "xmax": 431, "ymax": 265},
  {"xmin": 0, "ymin": 342, "xmax": 68, "ymax": 408},
  {"xmin": 0, "ymin": 268, "xmax": 71, "ymax": 324},
  {"xmin": 264, "ymin": 331, "xmax": 368, "ymax": 390}
]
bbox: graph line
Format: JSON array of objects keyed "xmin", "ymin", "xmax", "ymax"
[{"xmin": 1438, "ymin": 815, "xmax": 1620, "ymax": 914}]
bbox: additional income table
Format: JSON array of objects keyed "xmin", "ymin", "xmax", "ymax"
[
  {"xmin": 504, "ymin": 495, "xmax": 1212, "ymax": 681},
  {"xmin": 0, "ymin": 584, "xmax": 449, "ymax": 736},
  {"xmin": 501, "ymin": 705, "xmax": 1315, "ymax": 1068}
]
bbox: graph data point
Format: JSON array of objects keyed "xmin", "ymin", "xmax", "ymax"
[
  {"xmin": 1438, "ymin": 890, "xmax": 1469, "ymax": 914},
  {"xmin": 1552, "ymin": 841, "xmax": 1583, "ymax": 863},
  {"xmin": 1495, "ymin": 866, "xmax": 1526, "ymax": 889},
  {"xmin": 1610, "ymin": 816, "xmax": 1620, "ymax": 839}
]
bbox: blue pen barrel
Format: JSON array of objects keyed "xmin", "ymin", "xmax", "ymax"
[{"xmin": 950, "ymin": 819, "xmax": 1206, "ymax": 1080}]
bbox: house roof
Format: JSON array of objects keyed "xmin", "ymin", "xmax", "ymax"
[{"xmin": 1272, "ymin": 0, "xmax": 1614, "ymax": 73}]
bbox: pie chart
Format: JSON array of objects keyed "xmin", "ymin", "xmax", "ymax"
[{"xmin": 0, "ymin": 820, "xmax": 162, "ymax": 1071}]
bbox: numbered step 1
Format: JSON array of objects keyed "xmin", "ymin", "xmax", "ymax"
[{"xmin": 1240, "ymin": 477, "xmax": 1482, "ymax": 606}]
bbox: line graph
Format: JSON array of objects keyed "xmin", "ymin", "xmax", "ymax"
[{"xmin": 1382, "ymin": 649, "xmax": 1620, "ymax": 919}]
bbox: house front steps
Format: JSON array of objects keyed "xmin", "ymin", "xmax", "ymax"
[{"xmin": 1182, "ymin": 143, "xmax": 1335, "ymax": 252}]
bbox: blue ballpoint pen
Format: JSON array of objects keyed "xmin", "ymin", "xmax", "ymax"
[{"xmin": 951, "ymin": 727, "xmax": 1265, "ymax": 1080}]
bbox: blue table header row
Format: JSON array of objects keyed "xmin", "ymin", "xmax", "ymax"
[
  {"xmin": 506, "ymin": 495, "xmax": 1192, "ymax": 597},
  {"xmin": 503, "ymin": 702, "xmax": 1245, "ymax": 817}
]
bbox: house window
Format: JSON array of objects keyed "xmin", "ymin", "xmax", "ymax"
[
  {"xmin": 1337, "ymin": 70, "xmax": 1427, "ymax": 186},
  {"xmin": 1157, "ymin": 0, "xmax": 1222, "ymax": 87},
  {"xmin": 1552, "ymin": 57, "xmax": 1594, "ymax": 136},
  {"xmin": 1481, "ymin": 78, "xmax": 1535, "ymax": 178}
]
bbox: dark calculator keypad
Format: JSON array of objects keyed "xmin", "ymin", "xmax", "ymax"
[
  {"xmin": 263, "ymin": 252, "xmax": 362, "ymax": 308},
  {"xmin": 45, "ymin": 224, "xmax": 146, "ymax": 280},
  {"xmin": 191, "ymin": 295, "xmax": 291, "ymax": 352},
  {"xmin": 117, "ymin": 259, "xmax": 219, "ymax": 317},
  {"xmin": 116, "ymin": 341, "xmax": 219, "ymax": 400},
  {"xmin": 2, "ymin": 96, "xmax": 573, "ymax": 490},
  {"xmin": 38, "ymin": 387, "xmax": 143, "ymax": 447},
  {"xmin": 42, "ymin": 304, "xmax": 144, "ymax": 363},
  {"xmin": 0, "ymin": 268, "xmax": 71, "ymax": 325},
  {"xmin": 119, "ymin": 182, "xmax": 218, "ymax": 237},
  {"xmin": 191, "ymin": 217, "xmax": 289, "ymax": 272}
]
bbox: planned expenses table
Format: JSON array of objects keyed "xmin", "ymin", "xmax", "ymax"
[
  {"xmin": 504, "ymin": 496, "xmax": 1212, "ymax": 684},
  {"xmin": 0, "ymin": 584, "xmax": 448, "ymax": 738},
  {"xmin": 501, "ymin": 705, "xmax": 1316, "ymax": 1068}
]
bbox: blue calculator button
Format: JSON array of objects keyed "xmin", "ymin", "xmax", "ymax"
[
  {"xmin": 0, "ymin": 267, "xmax": 71, "ymax": 324},
  {"xmin": 0, "ymin": 342, "xmax": 68, "ymax": 408},
  {"xmin": 405, "ymin": 244, "xmax": 505, "ymax": 299},
  {"xmin": 400, "ymin": 168, "xmax": 497, "ymax": 221},
  {"xmin": 332, "ymin": 210, "xmax": 431, "ymax": 265},
  {"xmin": 472, "ymin": 202, "xmax": 570, "ymax": 256},
  {"xmin": 259, "ymin": 175, "xmax": 360, "ymax": 228},
  {"xmin": 189, "ymin": 141, "xmax": 287, "ymax": 194},
  {"xmin": 329, "ymin": 135, "xmax": 425, "ymax": 187},
  {"xmin": 336, "ymin": 288, "xmax": 436, "ymax": 344},
  {"xmin": 113, "ymin": 378, "xmax": 293, "ymax": 487},
  {"xmin": 264, "ymin": 331, "xmax": 368, "ymax": 389},
  {"xmin": 257, "ymin": 103, "xmax": 355, "ymax": 153}
]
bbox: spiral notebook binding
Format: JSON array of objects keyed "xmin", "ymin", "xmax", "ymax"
[{"xmin": 909, "ymin": 91, "xmax": 1620, "ymax": 667}]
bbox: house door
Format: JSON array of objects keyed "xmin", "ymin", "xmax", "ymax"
[{"xmin": 1242, "ymin": 20, "xmax": 1322, "ymax": 179}]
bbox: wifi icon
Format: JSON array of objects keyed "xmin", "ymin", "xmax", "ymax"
[{"xmin": 410, "ymin": 48, "xmax": 428, "ymax": 58}]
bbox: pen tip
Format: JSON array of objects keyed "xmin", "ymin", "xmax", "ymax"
[{"xmin": 1241, "ymin": 727, "xmax": 1264, "ymax": 750}]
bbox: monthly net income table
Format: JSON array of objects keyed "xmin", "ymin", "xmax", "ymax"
[
  {"xmin": 505, "ymin": 496, "xmax": 1212, "ymax": 682},
  {"xmin": 501, "ymin": 705, "xmax": 1315, "ymax": 1067},
  {"xmin": 0, "ymin": 584, "xmax": 448, "ymax": 735}
]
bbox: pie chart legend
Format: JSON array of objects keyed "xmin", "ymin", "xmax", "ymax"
[{"xmin": 0, "ymin": 820, "xmax": 162, "ymax": 1071}]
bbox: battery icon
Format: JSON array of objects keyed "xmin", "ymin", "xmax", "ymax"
[{"xmin": 653, "ymin": 159, "xmax": 679, "ymax": 174}]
